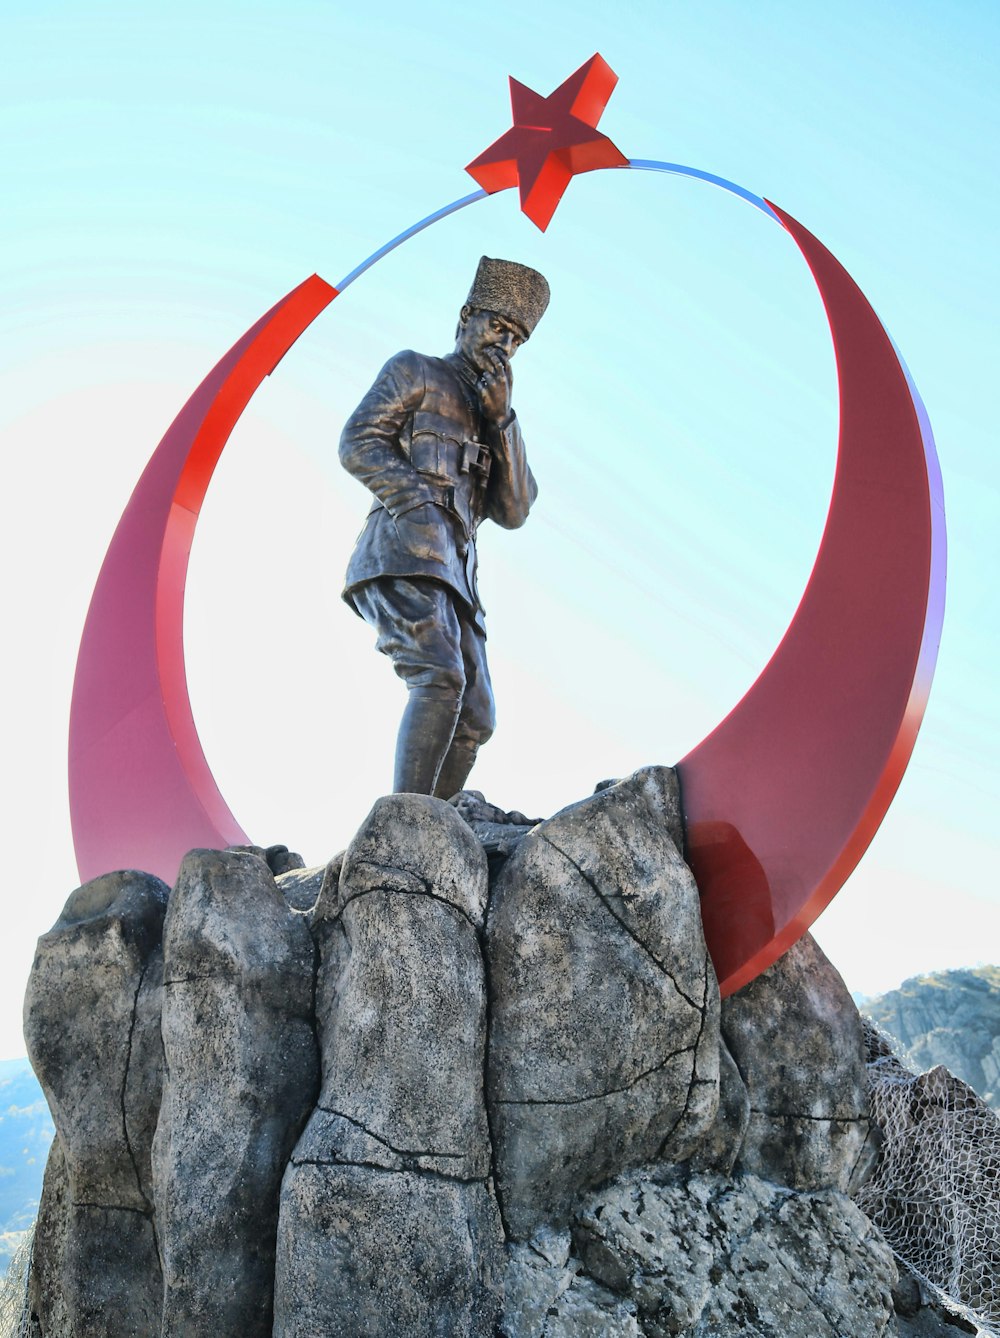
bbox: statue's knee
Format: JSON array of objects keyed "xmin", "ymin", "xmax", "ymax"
[
  {"xmin": 412, "ymin": 663, "xmax": 466, "ymax": 707},
  {"xmin": 457, "ymin": 697, "xmax": 495, "ymax": 748}
]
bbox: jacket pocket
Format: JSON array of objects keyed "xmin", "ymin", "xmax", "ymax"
[
  {"xmin": 410, "ymin": 432, "xmax": 442, "ymax": 476},
  {"xmin": 392, "ymin": 502, "xmax": 448, "ymax": 562}
]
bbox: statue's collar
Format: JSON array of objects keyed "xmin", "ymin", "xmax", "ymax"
[{"xmin": 445, "ymin": 352, "xmax": 480, "ymax": 391}]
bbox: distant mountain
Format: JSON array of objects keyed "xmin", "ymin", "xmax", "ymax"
[
  {"xmin": 863, "ymin": 965, "xmax": 1000, "ymax": 1111},
  {"xmin": 0, "ymin": 1059, "xmax": 54, "ymax": 1276}
]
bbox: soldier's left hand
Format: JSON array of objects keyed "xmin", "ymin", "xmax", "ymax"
[{"xmin": 477, "ymin": 348, "xmax": 512, "ymax": 423}]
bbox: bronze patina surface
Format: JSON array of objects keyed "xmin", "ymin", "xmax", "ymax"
[{"xmin": 340, "ymin": 257, "xmax": 549, "ymax": 796}]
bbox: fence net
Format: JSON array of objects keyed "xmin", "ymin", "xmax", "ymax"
[
  {"xmin": 856, "ymin": 1017, "xmax": 1000, "ymax": 1337},
  {"xmin": 0, "ymin": 1228, "xmax": 32, "ymax": 1338}
]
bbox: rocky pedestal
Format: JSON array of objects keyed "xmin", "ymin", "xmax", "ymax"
[
  {"xmin": 274, "ymin": 796, "xmax": 503, "ymax": 1337},
  {"xmin": 720, "ymin": 929, "xmax": 879, "ymax": 1193},
  {"xmin": 24, "ymin": 871, "xmax": 168, "ymax": 1337},
  {"xmin": 23, "ymin": 767, "xmax": 966, "ymax": 1338},
  {"xmin": 153, "ymin": 848, "xmax": 318, "ymax": 1336},
  {"xmin": 487, "ymin": 767, "xmax": 720, "ymax": 1239}
]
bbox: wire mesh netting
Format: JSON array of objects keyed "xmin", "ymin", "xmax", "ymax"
[
  {"xmin": 857, "ymin": 1018, "xmax": 1000, "ymax": 1337},
  {"xmin": 0, "ymin": 1227, "xmax": 32, "ymax": 1338}
]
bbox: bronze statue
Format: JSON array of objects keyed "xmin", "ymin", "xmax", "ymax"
[{"xmin": 340, "ymin": 256, "xmax": 549, "ymax": 796}]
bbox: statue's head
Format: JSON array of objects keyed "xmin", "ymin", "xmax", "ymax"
[{"xmin": 455, "ymin": 257, "xmax": 549, "ymax": 370}]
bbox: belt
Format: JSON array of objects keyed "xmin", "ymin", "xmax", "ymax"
[{"xmin": 409, "ymin": 429, "xmax": 492, "ymax": 483}]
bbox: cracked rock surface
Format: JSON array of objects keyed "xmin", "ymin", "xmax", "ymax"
[
  {"xmin": 487, "ymin": 767, "xmax": 720, "ymax": 1240},
  {"xmin": 273, "ymin": 795, "xmax": 503, "ymax": 1337},
  {"xmin": 24, "ymin": 770, "xmax": 926, "ymax": 1338},
  {"xmin": 505, "ymin": 1168, "xmax": 898, "ymax": 1338},
  {"xmin": 23, "ymin": 870, "xmax": 168, "ymax": 1336},
  {"xmin": 153, "ymin": 848, "xmax": 319, "ymax": 1337},
  {"xmin": 721, "ymin": 930, "xmax": 877, "ymax": 1193}
]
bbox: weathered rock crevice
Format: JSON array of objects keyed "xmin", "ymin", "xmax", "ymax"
[
  {"xmin": 538, "ymin": 830, "xmax": 706, "ymax": 1013},
  {"xmin": 312, "ymin": 1104, "xmax": 469, "ymax": 1160},
  {"xmin": 287, "ymin": 1153, "xmax": 488, "ymax": 1185},
  {"xmin": 495, "ymin": 1043, "xmax": 701, "ymax": 1109},
  {"xmin": 331, "ymin": 872, "xmax": 485, "ymax": 938},
  {"xmin": 119, "ymin": 956, "xmax": 157, "ymax": 1218}
]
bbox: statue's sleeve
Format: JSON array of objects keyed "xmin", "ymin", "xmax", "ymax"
[
  {"xmin": 338, "ymin": 351, "xmax": 439, "ymax": 518},
  {"xmin": 485, "ymin": 411, "xmax": 538, "ymax": 529}
]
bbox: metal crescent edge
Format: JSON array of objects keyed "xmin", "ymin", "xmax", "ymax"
[
  {"xmin": 68, "ymin": 274, "xmax": 338, "ymax": 884},
  {"xmin": 677, "ymin": 202, "xmax": 945, "ymax": 995}
]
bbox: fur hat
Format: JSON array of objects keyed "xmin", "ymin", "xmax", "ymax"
[{"xmin": 466, "ymin": 256, "xmax": 550, "ymax": 337}]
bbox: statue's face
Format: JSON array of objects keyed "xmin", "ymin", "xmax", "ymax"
[{"xmin": 456, "ymin": 307, "xmax": 527, "ymax": 373}]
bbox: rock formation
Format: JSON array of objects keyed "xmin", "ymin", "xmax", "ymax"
[
  {"xmin": 487, "ymin": 768, "xmax": 720, "ymax": 1240},
  {"xmin": 502, "ymin": 1161, "xmax": 982, "ymax": 1337},
  {"xmin": 721, "ymin": 929, "xmax": 878, "ymax": 1193},
  {"xmin": 864, "ymin": 966, "xmax": 1000, "ymax": 1111},
  {"xmin": 19, "ymin": 768, "xmax": 980, "ymax": 1337},
  {"xmin": 153, "ymin": 848, "xmax": 318, "ymax": 1336},
  {"xmin": 23, "ymin": 870, "xmax": 168, "ymax": 1337},
  {"xmin": 273, "ymin": 797, "xmax": 503, "ymax": 1337}
]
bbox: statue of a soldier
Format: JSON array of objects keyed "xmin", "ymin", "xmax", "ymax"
[{"xmin": 340, "ymin": 256, "xmax": 549, "ymax": 797}]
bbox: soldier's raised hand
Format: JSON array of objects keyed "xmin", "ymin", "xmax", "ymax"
[{"xmin": 477, "ymin": 346, "xmax": 512, "ymax": 423}]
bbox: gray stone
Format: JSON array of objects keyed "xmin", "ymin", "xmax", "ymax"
[
  {"xmin": 26, "ymin": 1138, "xmax": 71, "ymax": 1338},
  {"xmin": 274, "ymin": 795, "xmax": 503, "ymax": 1338},
  {"xmin": 265, "ymin": 844, "xmax": 306, "ymax": 874},
  {"xmin": 890, "ymin": 1265, "xmax": 979, "ymax": 1336},
  {"xmin": 23, "ymin": 870, "xmax": 168, "ymax": 1336},
  {"xmin": 570, "ymin": 1169, "xmax": 898, "ymax": 1338},
  {"xmin": 277, "ymin": 1166, "xmax": 503, "ymax": 1338},
  {"xmin": 153, "ymin": 848, "xmax": 318, "ymax": 1337},
  {"xmin": 275, "ymin": 861, "xmax": 327, "ymax": 913},
  {"xmin": 504, "ymin": 1233, "xmax": 642, "ymax": 1337},
  {"xmin": 486, "ymin": 767, "xmax": 719, "ymax": 1239},
  {"xmin": 28, "ymin": 1143, "xmax": 162, "ymax": 1338},
  {"xmin": 864, "ymin": 966, "xmax": 1000, "ymax": 1112},
  {"xmin": 226, "ymin": 842, "xmax": 306, "ymax": 876},
  {"xmin": 687, "ymin": 1038, "xmax": 750, "ymax": 1176},
  {"xmin": 721, "ymin": 931, "xmax": 875, "ymax": 1191}
]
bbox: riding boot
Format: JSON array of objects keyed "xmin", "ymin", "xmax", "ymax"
[
  {"xmin": 393, "ymin": 687, "xmax": 461, "ymax": 795},
  {"xmin": 433, "ymin": 737, "xmax": 480, "ymax": 801}
]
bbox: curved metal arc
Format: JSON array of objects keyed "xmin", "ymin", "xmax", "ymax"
[
  {"xmin": 69, "ymin": 156, "xmax": 944, "ymax": 1006},
  {"xmin": 334, "ymin": 190, "xmax": 488, "ymax": 292},
  {"xmin": 154, "ymin": 275, "xmax": 339, "ymax": 817},
  {"xmin": 69, "ymin": 275, "xmax": 337, "ymax": 884},
  {"xmin": 678, "ymin": 201, "xmax": 944, "ymax": 994},
  {"xmin": 627, "ymin": 159, "xmax": 781, "ymax": 220}
]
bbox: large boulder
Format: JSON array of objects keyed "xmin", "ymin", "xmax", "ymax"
[
  {"xmin": 487, "ymin": 767, "xmax": 720, "ymax": 1240},
  {"xmin": 23, "ymin": 870, "xmax": 168, "ymax": 1337},
  {"xmin": 567, "ymin": 1168, "xmax": 898, "ymax": 1338},
  {"xmin": 152, "ymin": 848, "xmax": 318, "ymax": 1337},
  {"xmin": 721, "ymin": 930, "xmax": 876, "ymax": 1192},
  {"xmin": 274, "ymin": 795, "xmax": 504, "ymax": 1338}
]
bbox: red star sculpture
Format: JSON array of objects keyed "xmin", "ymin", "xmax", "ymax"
[{"xmin": 466, "ymin": 54, "xmax": 629, "ymax": 232}]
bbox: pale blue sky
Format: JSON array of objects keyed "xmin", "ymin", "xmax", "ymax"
[{"xmin": 2, "ymin": 0, "xmax": 998, "ymax": 1055}]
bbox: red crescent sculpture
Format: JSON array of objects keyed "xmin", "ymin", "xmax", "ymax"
[
  {"xmin": 69, "ymin": 274, "xmax": 337, "ymax": 884},
  {"xmin": 677, "ymin": 203, "xmax": 945, "ymax": 993},
  {"xmin": 68, "ymin": 166, "xmax": 943, "ymax": 998}
]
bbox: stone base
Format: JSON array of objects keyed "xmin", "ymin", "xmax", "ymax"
[{"xmin": 23, "ymin": 769, "xmax": 919, "ymax": 1337}]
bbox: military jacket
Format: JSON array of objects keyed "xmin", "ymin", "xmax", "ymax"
[{"xmin": 340, "ymin": 348, "xmax": 538, "ymax": 633}]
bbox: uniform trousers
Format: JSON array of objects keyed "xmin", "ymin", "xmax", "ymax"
[{"xmin": 352, "ymin": 577, "xmax": 496, "ymax": 795}]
